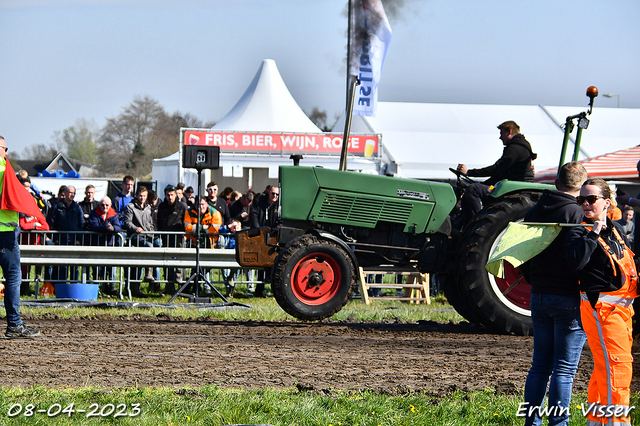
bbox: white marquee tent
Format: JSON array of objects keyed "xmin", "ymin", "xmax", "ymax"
[
  {"xmin": 152, "ymin": 59, "xmax": 380, "ymax": 194},
  {"xmin": 211, "ymin": 59, "xmax": 321, "ymax": 133}
]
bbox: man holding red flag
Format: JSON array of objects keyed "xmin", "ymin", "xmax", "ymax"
[{"xmin": 0, "ymin": 136, "xmax": 42, "ymax": 338}]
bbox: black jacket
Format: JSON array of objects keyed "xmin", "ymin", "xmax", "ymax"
[
  {"xmin": 47, "ymin": 200, "xmax": 85, "ymax": 245},
  {"xmin": 521, "ymin": 190, "xmax": 583, "ymax": 297},
  {"xmin": 79, "ymin": 199, "xmax": 99, "ymax": 230},
  {"xmin": 229, "ymin": 198, "xmax": 250, "ymax": 228},
  {"xmin": 79, "ymin": 199, "xmax": 99, "ymax": 217},
  {"xmin": 157, "ymin": 199, "xmax": 187, "ymax": 232},
  {"xmin": 249, "ymin": 194, "xmax": 279, "ymax": 229},
  {"xmin": 206, "ymin": 197, "xmax": 231, "ymax": 225},
  {"xmin": 157, "ymin": 199, "xmax": 187, "ymax": 247},
  {"xmin": 565, "ymin": 218, "xmax": 629, "ymax": 307},
  {"xmin": 467, "ymin": 134, "xmax": 536, "ymax": 185}
]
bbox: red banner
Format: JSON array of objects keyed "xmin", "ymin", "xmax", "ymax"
[{"xmin": 183, "ymin": 130, "xmax": 379, "ymax": 158}]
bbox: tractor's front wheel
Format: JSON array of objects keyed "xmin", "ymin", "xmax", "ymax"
[{"xmin": 272, "ymin": 235, "xmax": 356, "ymax": 321}]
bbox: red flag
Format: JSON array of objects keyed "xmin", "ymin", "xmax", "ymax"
[{"xmin": 0, "ymin": 160, "xmax": 48, "ymax": 226}]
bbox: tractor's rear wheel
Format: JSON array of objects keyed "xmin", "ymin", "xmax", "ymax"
[
  {"xmin": 442, "ymin": 271, "xmax": 482, "ymax": 325},
  {"xmin": 457, "ymin": 193, "xmax": 540, "ymax": 336},
  {"xmin": 272, "ymin": 235, "xmax": 355, "ymax": 321}
]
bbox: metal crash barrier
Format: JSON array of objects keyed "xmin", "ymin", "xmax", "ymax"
[{"xmin": 16, "ymin": 230, "xmax": 258, "ymax": 300}]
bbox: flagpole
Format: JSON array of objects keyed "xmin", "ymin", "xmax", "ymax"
[
  {"xmin": 346, "ymin": 0, "xmax": 353, "ymax": 107},
  {"xmin": 339, "ymin": 76, "xmax": 359, "ymax": 171},
  {"xmin": 340, "ymin": 0, "xmax": 355, "ymax": 172}
]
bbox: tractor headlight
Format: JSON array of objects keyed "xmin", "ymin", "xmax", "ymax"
[{"xmin": 578, "ymin": 117, "xmax": 590, "ymax": 129}]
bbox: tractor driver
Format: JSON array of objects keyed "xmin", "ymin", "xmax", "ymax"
[{"xmin": 456, "ymin": 120, "xmax": 537, "ymax": 227}]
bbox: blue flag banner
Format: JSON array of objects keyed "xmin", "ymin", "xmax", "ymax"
[{"xmin": 350, "ymin": 0, "xmax": 392, "ymax": 117}]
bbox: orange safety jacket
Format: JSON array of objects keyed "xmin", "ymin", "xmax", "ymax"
[
  {"xmin": 591, "ymin": 226, "xmax": 638, "ymax": 302},
  {"xmin": 184, "ymin": 205, "xmax": 222, "ymax": 247},
  {"xmin": 580, "ymin": 226, "xmax": 637, "ymax": 426}
]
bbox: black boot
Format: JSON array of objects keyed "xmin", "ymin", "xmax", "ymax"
[
  {"xmin": 20, "ymin": 281, "xmax": 31, "ymax": 296},
  {"xmin": 149, "ymin": 281, "xmax": 164, "ymax": 296},
  {"xmin": 164, "ymin": 282, "xmax": 176, "ymax": 295},
  {"xmin": 129, "ymin": 282, "xmax": 147, "ymax": 298},
  {"xmin": 103, "ymin": 283, "xmax": 118, "ymax": 296},
  {"xmin": 255, "ymin": 283, "xmax": 265, "ymax": 298}
]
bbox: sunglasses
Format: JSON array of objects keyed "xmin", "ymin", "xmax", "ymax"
[
  {"xmin": 0, "ymin": 147, "xmax": 7, "ymax": 153},
  {"xmin": 577, "ymin": 195, "xmax": 604, "ymax": 205}
]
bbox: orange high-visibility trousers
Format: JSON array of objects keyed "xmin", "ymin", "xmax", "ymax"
[{"xmin": 581, "ymin": 297, "xmax": 634, "ymax": 426}]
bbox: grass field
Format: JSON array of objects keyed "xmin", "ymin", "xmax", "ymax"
[{"xmin": 0, "ymin": 386, "xmax": 638, "ymax": 425}]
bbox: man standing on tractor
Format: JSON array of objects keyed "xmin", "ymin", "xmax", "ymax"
[{"xmin": 456, "ymin": 120, "xmax": 537, "ymax": 227}]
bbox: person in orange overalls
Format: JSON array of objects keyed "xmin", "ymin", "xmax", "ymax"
[
  {"xmin": 565, "ymin": 178, "xmax": 637, "ymax": 426},
  {"xmin": 184, "ymin": 196, "xmax": 222, "ymax": 248}
]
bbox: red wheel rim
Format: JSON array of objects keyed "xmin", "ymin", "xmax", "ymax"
[
  {"xmin": 492, "ymin": 262, "xmax": 531, "ymax": 310},
  {"xmin": 290, "ymin": 253, "xmax": 341, "ymax": 305}
]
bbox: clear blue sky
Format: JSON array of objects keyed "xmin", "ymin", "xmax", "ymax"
[{"xmin": 1, "ymin": 0, "xmax": 638, "ymax": 156}]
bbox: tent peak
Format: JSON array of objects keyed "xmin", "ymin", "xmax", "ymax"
[{"xmin": 211, "ymin": 59, "xmax": 321, "ymax": 133}]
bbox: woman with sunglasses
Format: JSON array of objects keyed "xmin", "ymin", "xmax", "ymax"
[{"xmin": 565, "ymin": 178, "xmax": 637, "ymax": 426}]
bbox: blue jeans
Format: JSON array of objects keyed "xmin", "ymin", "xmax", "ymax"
[
  {"xmin": 0, "ymin": 231, "xmax": 23, "ymax": 327},
  {"xmin": 52, "ymin": 236, "xmax": 80, "ymax": 283},
  {"xmin": 458, "ymin": 182, "xmax": 491, "ymax": 227},
  {"xmin": 128, "ymin": 235, "xmax": 162, "ymax": 280},
  {"xmin": 523, "ymin": 293, "xmax": 587, "ymax": 426}
]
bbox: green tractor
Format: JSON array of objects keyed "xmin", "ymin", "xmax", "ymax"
[{"xmin": 236, "ymin": 87, "xmax": 599, "ymax": 336}]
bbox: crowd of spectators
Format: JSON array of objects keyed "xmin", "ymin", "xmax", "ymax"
[{"xmin": 17, "ymin": 173, "xmax": 281, "ymax": 299}]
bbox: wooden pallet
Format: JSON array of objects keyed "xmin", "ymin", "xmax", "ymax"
[{"xmin": 358, "ymin": 267, "xmax": 430, "ymax": 305}]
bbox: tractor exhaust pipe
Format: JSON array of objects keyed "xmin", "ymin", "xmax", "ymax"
[{"xmin": 339, "ymin": 76, "xmax": 360, "ymax": 172}]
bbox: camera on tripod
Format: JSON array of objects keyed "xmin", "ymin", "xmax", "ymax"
[{"xmin": 183, "ymin": 145, "xmax": 220, "ymax": 170}]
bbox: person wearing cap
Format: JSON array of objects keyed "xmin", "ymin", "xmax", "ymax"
[
  {"xmin": 175, "ymin": 182, "xmax": 186, "ymax": 206},
  {"xmin": 230, "ymin": 191, "xmax": 254, "ymax": 229},
  {"xmin": 183, "ymin": 186, "xmax": 195, "ymax": 209},
  {"xmin": 157, "ymin": 184, "xmax": 187, "ymax": 294},
  {"xmin": 455, "ymin": 120, "xmax": 537, "ymax": 227}
]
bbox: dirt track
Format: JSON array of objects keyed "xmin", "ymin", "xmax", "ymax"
[{"xmin": 1, "ymin": 314, "xmax": 638, "ymax": 396}]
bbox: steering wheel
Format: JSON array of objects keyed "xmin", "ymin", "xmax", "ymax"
[{"xmin": 449, "ymin": 167, "xmax": 475, "ymax": 185}]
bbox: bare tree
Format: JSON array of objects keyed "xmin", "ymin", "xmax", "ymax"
[
  {"xmin": 53, "ymin": 118, "xmax": 99, "ymax": 165},
  {"xmin": 98, "ymin": 95, "xmax": 169, "ymax": 177},
  {"xmin": 17, "ymin": 143, "xmax": 58, "ymax": 162},
  {"xmin": 171, "ymin": 111, "xmax": 216, "ymax": 129}
]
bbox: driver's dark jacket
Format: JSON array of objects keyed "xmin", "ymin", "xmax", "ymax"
[
  {"xmin": 466, "ymin": 134, "xmax": 536, "ymax": 185},
  {"xmin": 520, "ymin": 189, "xmax": 583, "ymax": 298}
]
